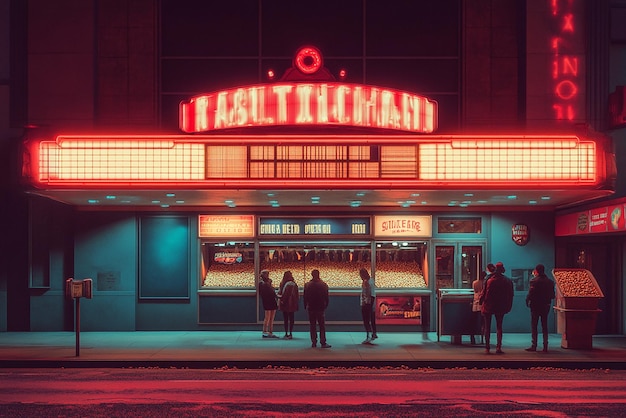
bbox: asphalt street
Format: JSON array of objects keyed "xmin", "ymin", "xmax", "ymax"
[{"xmin": 1, "ymin": 367, "xmax": 625, "ymax": 417}]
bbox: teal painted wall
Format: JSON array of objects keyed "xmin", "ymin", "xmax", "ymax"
[
  {"xmin": 74, "ymin": 212, "xmax": 137, "ymax": 331},
  {"xmin": 72, "ymin": 213, "xmax": 201, "ymax": 331},
  {"xmin": 29, "ymin": 199, "xmax": 73, "ymax": 331},
  {"xmin": 135, "ymin": 215, "xmax": 199, "ymax": 330},
  {"xmin": 489, "ymin": 211, "xmax": 556, "ymax": 333}
]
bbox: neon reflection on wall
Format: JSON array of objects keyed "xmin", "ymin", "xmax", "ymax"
[
  {"xmin": 179, "ymin": 83, "xmax": 438, "ymax": 134},
  {"xmin": 550, "ymin": 0, "xmax": 582, "ymax": 121}
]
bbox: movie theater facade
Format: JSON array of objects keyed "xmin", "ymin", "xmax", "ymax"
[{"xmin": 12, "ymin": 0, "xmax": 625, "ymax": 335}]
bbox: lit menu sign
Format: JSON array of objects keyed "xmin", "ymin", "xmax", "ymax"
[
  {"xmin": 259, "ymin": 217, "xmax": 370, "ymax": 236},
  {"xmin": 199, "ymin": 215, "xmax": 255, "ymax": 238},
  {"xmin": 179, "ymin": 82, "xmax": 437, "ymax": 134},
  {"xmin": 374, "ymin": 215, "xmax": 432, "ymax": 238},
  {"xmin": 555, "ymin": 202, "xmax": 626, "ymax": 236}
]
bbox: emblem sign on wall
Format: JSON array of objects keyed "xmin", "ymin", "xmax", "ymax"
[{"xmin": 512, "ymin": 224, "xmax": 530, "ymax": 246}]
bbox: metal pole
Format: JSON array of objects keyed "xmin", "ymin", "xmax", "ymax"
[{"xmin": 75, "ymin": 297, "xmax": 80, "ymax": 357}]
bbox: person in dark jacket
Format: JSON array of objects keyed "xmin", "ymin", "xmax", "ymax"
[
  {"xmin": 481, "ymin": 262, "xmax": 514, "ymax": 354},
  {"xmin": 258, "ymin": 269, "xmax": 278, "ymax": 338},
  {"xmin": 525, "ymin": 263, "xmax": 556, "ymax": 352},
  {"xmin": 278, "ymin": 270, "xmax": 299, "ymax": 339},
  {"xmin": 303, "ymin": 269, "xmax": 331, "ymax": 348}
]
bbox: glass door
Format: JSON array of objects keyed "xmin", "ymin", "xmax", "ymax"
[
  {"xmin": 435, "ymin": 242, "xmax": 484, "ymax": 290},
  {"xmin": 435, "ymin": 245, "xmax": 455, "ymax": 290}
]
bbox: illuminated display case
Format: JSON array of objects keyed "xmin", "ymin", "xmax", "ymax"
[
  {"xmin": 201, "ymin": 242, "xmax": 255, "ymax": 288},
  {"xmin": 259, "ymin": 241, "xmax": 427, "ymax": 289},
  {"xmin": 200, "ymin": 241, "xmax": 427, "ymax": 290}
]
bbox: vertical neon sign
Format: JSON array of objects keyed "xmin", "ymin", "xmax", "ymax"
[{"xmin": 550, "ymin": 0, "xmax": 583, "ymax": 122}]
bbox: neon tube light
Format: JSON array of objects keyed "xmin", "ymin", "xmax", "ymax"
[
  {"xmin": 25, "ymin": 134, "xmax": 604, "ymax": 189},
  {"xmin": 179, "ymin": 83, "xmax": 438, "ymax": 134}
]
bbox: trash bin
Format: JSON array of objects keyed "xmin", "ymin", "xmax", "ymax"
[
  {"xmin": 552, "ymin": 268, "xmax": 604, "ymax": 349},
  {"xmin": 437, "ymin": 288, "xmax": 475, "ymax": 344}
]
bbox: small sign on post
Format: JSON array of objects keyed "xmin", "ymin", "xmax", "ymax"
[{"xmin": 65, "ymin": 278, "xmax": 93, "ymax": 357}]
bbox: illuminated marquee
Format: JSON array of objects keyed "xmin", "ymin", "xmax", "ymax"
[
  {"xmin": 179, "ymin": 83, "xmax": 438, "ymax": 134},
  {"xmin": 25, "ymin": 135, "xmax": 605, "ymax": 188}
]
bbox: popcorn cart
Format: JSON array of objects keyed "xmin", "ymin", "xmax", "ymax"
[{"xmin": 552, "ymin": 269, "xmax": 604, "ymax": 349}]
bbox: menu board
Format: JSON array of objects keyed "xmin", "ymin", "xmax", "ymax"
[
  {"xmin": 555, "ymin": 201, "xmax": 626, "ymax": 236},
  {"xmin": 258, "ymin": 217, "xmax": 370, "ymax": 236},
  {"xmin": 199, "ymin": 215, "xmax": 255, "ymax": 238}
]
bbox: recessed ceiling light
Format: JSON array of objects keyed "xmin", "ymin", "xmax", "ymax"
[
  {"xmin": 166, "ymin": 193, "xmax": 175, "ymax": 197},
  {"xmin": 175, "ymin": 200, "xmax": 185, "ymax": 204},
  {"xmin": 421, "ymin": 201, "xmax": 428, "ymax": 205},
  {"xmin": 464, "ymin": 193, "xmax": 474, "ymax": 197},
  {"xmin": 529, "ymin": 200, "xmax": 537, "ymax": 204},
  {"xmin": 161, "ymin": 204, "xmax": 170, "ymax": 208},
  {"xmin": 411, "ymin": 193, "xmax": 420, "ymax": 197},
  {"xmin": 507, "ymin": 195, "xmax": 517, "ymax": 200},
  {"xmin": 267, "ymin": 193, "xmax": 275, "ymax": 197},
  {"xmin": 541, "ymin": 196, "xmax": 551, "ymax": 200},
  {"xmin": 350, "ymin": 200, "xmax": 361, "ymax": 207},
  {"xmin": 271, "ymin": 202, "xmax": 280, "ymax": 208},
  {"xmin": 105, "ymin": 195, "xmax": 116, "ymax": 200},
  {"xmin": 151, "ymin": 200, "xmax": 160, "ymax": 204},
  {"xmin": 88, "ymin": 199, "xmax": 99, "ymax": 204},
  {"xmin": 356, "ymin": 192, "xmax": 366, "ymax": 197}
]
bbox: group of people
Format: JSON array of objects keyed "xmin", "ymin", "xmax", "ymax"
[
  {"xmin": 472, "ymin": 262, "xmax": 556, "ymax": 354},
  {"xmin": 258, "ymin": 267, "xmax": 378, "ymax": 348},
  {"xmin": 261, "ymin": 261, "xmax": 556, "ymax": 354}
]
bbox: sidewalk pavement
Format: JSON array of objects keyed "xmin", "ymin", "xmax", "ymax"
[{"xmin": 0, "ymin": 331, "xmax": 625, "ymax": 369}]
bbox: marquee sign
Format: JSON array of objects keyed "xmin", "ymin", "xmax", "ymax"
[
  {"xmin": 179, "ymin": 46, "xmax": 437, "ymax": 135},
  {"xmin": 180, "ymin": 82, "xmax": 437, "ymax": 134}
]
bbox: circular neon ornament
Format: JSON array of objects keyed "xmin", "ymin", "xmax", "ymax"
[{"xmin": 294, "ymin": 46, "xmax": 323, "ymax": 75}]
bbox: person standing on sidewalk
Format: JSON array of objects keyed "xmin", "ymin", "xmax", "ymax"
[
  {"xmin": 258, "ymin": 269, "xmax": 278, "ymax": 338},
  {"xmin": 303, "ymin": 269, "xmax": 331, "ymax": 348},
  {"xmin": 359, "ymin": 267, "xmax": 378, "ymax": 344},
  {"xmin": 525, "ymin": 263, "xmax": 555, "ymax": 352},
  {"xmin": 471, "ymin": 269, "xmax": 487, "ymax": 345},
  {"xmin": 481, "ymin": 262, "xmax": 514, "ymax": 354},
  {"xmin": 278, "ymin": 270, "xmax": 299, "ymax": 339}
]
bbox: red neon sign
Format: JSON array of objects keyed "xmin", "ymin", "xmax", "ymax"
[
  {"xmin": 550, "ymin": 0, "xmax": 583, "ymax": 122},
  {"xmin": 294, "ymin": 46, "xmax": 323, "ymax": 74},
  {"xmin": 179, "ymin": 83, "xmax": 438, "ymax": 134}
]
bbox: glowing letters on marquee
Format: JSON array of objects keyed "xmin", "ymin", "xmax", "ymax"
[{"xmin": 179, "ymin": 83, "xmax": 438, "ymax": 134}]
